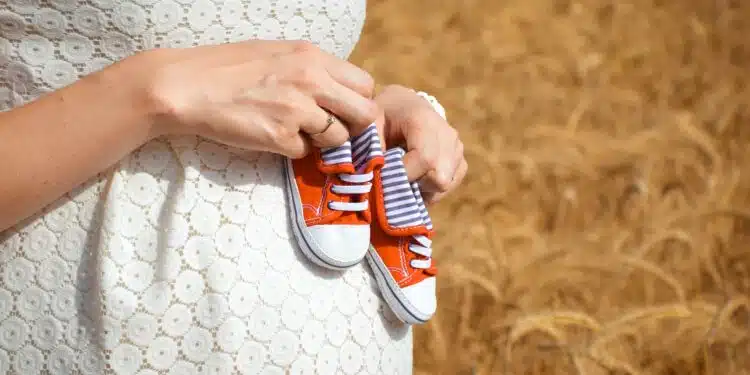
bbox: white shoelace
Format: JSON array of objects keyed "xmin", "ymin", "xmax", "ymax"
[
  {"xmin": 327, "ymin": 171, "xmax": 374, "ymax": 212},
  {"xmin": 409, "ymin": 234, "xmax": 432, "ymax": 269}
]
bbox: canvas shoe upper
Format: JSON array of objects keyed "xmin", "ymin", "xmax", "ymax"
[
  {"xmin": 367, "ymin": 147, "xmax": 438, "ymax": 324},
  {"xmin": 284, "ymin": 124, "xmax": 384, "ymax": 270}
]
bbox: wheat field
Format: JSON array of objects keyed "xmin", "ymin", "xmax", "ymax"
[{"xmin": 350, "ymin": 0, "xmax": 750, "ymax": 374}]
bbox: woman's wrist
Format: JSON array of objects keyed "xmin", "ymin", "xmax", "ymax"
[
  {"xmin": 386, "ymin": 85, "xmax": 447, "ymax": 121},
  {"xmin": 111, "ymin": 50, "xmax": 179, "ymax": 139},
  {"xmin": 414, "ymin": 90, "xmax": 447, "ymax": 121},
  {"xmin": 378, "ymin": 84, "xmax": 447, "ymax": 120},
  {"xmin": 100, "ymin": 48, "xmax": 189, "ymax": 140}
]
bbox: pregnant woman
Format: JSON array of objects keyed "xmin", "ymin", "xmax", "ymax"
[{"xmin": 0, "ymin": 1, "xmax": 466, "ymax": 374}]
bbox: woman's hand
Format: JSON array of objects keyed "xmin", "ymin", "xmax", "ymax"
[
  {"xmin": 138, "ymin": 40, "xmax": 378, "ymax": 158},
  {"xmin": 1, "ymin": 39, "xmax": 378, "ymax": 231},
  {"xmin": 375, "ymin": 85, "xmax": 467, "ymax": 204}
]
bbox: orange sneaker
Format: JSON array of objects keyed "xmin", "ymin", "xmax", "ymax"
[
  {"xmin": 367, "ymin": 147, "xmax": 437, "ymax": 324},
  {"xmin": 284, "ymin": 124, "xmax": 384, "ymax": 270}
]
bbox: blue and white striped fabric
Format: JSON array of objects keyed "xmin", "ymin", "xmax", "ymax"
[
  {"xmin": 321, "ymin": 131, "xmax": 433, "ymax": 229},
  {"xmin": 320, "ymin": 124, "xmax": 383, "ymax": 167},
  {"xmin": 411, "ymin": 181, "xmax": 433, "ymax": 230},
  {"xmin": 320, "ymin": 141, "xmax": 352, "ymax": 165},
  {"xmin": 381, "ymin": 147, "xmax": 433, "ymax": 229},
  {"xmin": 353, "ymin": 124, "xmax": 384, "ymax": 171}
]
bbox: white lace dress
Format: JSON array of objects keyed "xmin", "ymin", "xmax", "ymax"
[{"xmin": 0, "ymin": 1, "xmax": 414, "ymax": 374}]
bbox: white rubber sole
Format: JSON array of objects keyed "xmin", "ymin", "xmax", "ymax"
[
  {"xmin": 283, "ymin": 158, "xmax": 362, "ymax": 270},
  {"xmin": 365, "ymin": 246, "xmax": 431, "ymax": 325}
]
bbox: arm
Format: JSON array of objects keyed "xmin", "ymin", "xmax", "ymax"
[
  {"xmin": 0, "ymin": 41, "xmax": 378, "ymax": 232},
  {"xmin": 0, "ymin": 53, "xmax": 161, "ymax": 232}
]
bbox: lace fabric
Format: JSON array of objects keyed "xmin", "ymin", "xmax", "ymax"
[{"xmin": 0, "ymin": 1, "xmax": 415, "ymax": 374}]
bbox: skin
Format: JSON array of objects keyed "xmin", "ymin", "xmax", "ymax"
[
  {"xmin": 0, "ymin": 40, "xmax": 466, "ymax": 232},
  {"xmin": 375, "ymin": 85, "xmax": 468, "ymax": 204}
]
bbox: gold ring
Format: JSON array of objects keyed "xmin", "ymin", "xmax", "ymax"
[{"xmin": 315, "ymin": 112, "xmax": 336, "ymax": 135}]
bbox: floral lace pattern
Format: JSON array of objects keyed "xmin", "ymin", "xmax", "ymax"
[{"xmin": 0, "ymin": 1, "xmax": 415, "ymax": 374}]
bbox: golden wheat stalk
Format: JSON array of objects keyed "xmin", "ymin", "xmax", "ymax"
[{"xmin": 592, "ymin": 304, "xmax": 692, "ymax": 348}]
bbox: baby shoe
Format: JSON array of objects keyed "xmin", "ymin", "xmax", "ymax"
[
  {"xmin": 367, "ymin": 147, "xmax": 437, "ymax": 324},
  {"xmin": 284, "ymin": 124, "xmax": 384, "ymax": 270}
]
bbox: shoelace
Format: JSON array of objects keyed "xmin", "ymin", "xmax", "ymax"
[
  {"xmin": 324, "ymin": 124, "xmax": 383, "ymax": 213},
  {"xmin": 327, "ymin": 172, "xmax": 373, "ymax": 212},
  {"xmin": 409, "ymin": 234, "xmax": 432, "ymax": 269},
  {"xmin": 405, "ymin": 179, "xmax": 434, "ymax": 270}
]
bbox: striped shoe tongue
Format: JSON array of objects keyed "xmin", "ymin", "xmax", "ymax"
[
  {"xmin": 320, "ymin": 123, "xmax": 383, "ymax": 168},
  {"xmin": 321, "ymin": 141, "xmax": 353, "ymax": 166},
  {"xmin": 411, "ymin": 181, "xmax": 433, "ymax": 231},
  {"xmin": 381, "ymin": 147, "xmax": 432, "ymax": 229},
  {"xmin": 352, "ymin": 124, "xmax": 384, "ymax": 171}
]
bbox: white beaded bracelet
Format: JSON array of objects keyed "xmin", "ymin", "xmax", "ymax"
[{"xmin": 415, "ymin": 90, "xmax": 447, "ymax": 121}]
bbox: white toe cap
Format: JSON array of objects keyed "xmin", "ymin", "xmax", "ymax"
[
  {"xmin": 307, "ymin": 224, "xmax": 370, "ymax": 267},
  {"xmin": 401, "ymin": 277, "xmax": 437, "ymax": 319}
]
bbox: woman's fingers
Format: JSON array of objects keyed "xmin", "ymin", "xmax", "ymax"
[
  {"xmin": 278, "ymin": 132, "xmax": 313, "ymax": 159},
  {"xmin": 289, "ymin": 91, "xmax": 350, "ymax": 148},
  {"xmin": 419, "ymin": 136, "xmax": 463, "ymax": 193},
  {"xmin": 287, "ymin": 42, "xmax": 376, "ymax": 99},
  {"xmin": 320, "ymin": 57, "xmax": 376, "ymax": 100},
  {"xmin": 422, "ymin": 158, "xmax": 468, "ymax": 204},
  {"xmin": 276, "ymin": 53, "xmax": 377, "ymax": 135},
  {"xmin": 388, "ymin": 91, "xmax": 466, "ymax": 199},
  {"xmin": 304, "ymin": 110, "xmax": 350, "ymax": 148},
  {"xmin": 311, "ymin": 76, "xmax": 379, "ymax": 136},
  {"xmin": 246, "ymin": 42, "xmax": 378, "ymax": 138}
]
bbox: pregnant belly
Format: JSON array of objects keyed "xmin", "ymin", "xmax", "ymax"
[{"xmin": 0, "ymin": 136, "xmax": 413, "ymax": 374}]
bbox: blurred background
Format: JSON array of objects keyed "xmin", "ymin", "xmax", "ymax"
[{"xmin": 350, "ymin": 0, "xmax": 750, "ymax": 374}]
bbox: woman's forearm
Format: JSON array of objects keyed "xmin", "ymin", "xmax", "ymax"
[{"xmin": 0, "ymin": 54, "xmax": 162, "ymax": 231}]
